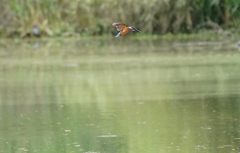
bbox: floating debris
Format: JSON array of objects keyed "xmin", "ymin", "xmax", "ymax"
[
  {"xmin": 18, "ymin": 148, "xmax": 29, "ymax": 151},
  {"xmin": 201, "ymin": 127, "xmax": 211, "ymax": 129},
  {"xmin": 97, "ymin": 135, "xmax": 117, "ymax": 137}
]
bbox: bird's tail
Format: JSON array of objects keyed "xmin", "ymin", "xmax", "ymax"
[{"xmin": 115, "ymin": 31, "xmax": 122, "ymax": 37}]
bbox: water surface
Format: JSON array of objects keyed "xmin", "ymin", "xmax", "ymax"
[{"xmin": 0, "ymin": 37, "xmax": 240, "ymax": 153}]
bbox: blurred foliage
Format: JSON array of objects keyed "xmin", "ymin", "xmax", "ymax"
[{"xmin": 0, "ymin": 0, "xmax": 240, "ymax": 37}]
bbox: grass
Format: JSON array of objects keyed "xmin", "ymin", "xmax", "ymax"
[{"xmin": 0, "ymin": 0, "xmax": 240, "ymax": 37}]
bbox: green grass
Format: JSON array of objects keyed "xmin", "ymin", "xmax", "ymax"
[{"xmin": 0, "ymin": 0, "xmax": 240, "ymax": 37}]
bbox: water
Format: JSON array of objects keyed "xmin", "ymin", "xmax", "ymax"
[{"xmin": 0, "ymin": 37, "xmax": 240, "ymax": 153}]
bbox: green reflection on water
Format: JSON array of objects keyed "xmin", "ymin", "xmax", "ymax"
[{"xmin": 0, "ymin": 38, "xmax": 240, "ymax": 153}]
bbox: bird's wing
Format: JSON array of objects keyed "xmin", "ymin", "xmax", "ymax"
[{"xmin": 112, "ymin": 23, "xmax": 127, "ymax": 31}]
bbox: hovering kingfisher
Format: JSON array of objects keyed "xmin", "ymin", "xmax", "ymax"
[{"xmin": 112, "ymin": 23, "xmax": 141, "ymax": 37}]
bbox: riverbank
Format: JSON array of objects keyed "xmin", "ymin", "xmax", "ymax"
[{"xmin": 1, "ymin": 0, "xmax": 240, "ymax": 38}]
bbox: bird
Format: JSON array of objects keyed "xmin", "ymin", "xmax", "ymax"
[
  {"xmin": 112, "ymin": 23, "xmax": 141, "ymax": 37},
  {"xmin": 32, "ymin": 24, "xmax": 41, "ymax": 37}
]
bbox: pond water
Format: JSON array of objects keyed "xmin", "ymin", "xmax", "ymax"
[{"xmin": 0, "ymin": 37, "xmax": 240, "ymax": 153}]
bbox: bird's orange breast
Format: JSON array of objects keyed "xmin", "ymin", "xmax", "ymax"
[{"xmin": 120, "ymin": 28, "xmax": 131, "ymax": 36}]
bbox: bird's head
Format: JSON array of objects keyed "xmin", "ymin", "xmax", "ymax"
[
  {"xmin": 128, "ymin": 26, "xmax": 135, "ymax": 30},
  {"xmin": 128, "ymin": 26, "xmax": 141, "ymax": 32}
]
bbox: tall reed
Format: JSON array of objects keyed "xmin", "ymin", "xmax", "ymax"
[{"xmin": 0, "ymin": 0, "xmax": 240, "ymax": 37}]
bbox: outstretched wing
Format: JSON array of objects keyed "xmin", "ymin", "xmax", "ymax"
[{"xmin": 112, "ymin": 23, "xmax": 127, "ymax": 31}]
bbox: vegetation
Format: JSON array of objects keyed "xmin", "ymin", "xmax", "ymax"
[{"xmin": 0, "ymin": 0, "xmax": 240, "ymax": 37}]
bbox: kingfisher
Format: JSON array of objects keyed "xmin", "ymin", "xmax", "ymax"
[{"xmin": 112, "ymin": 23, "xmax": 141, "ymax": 37}]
